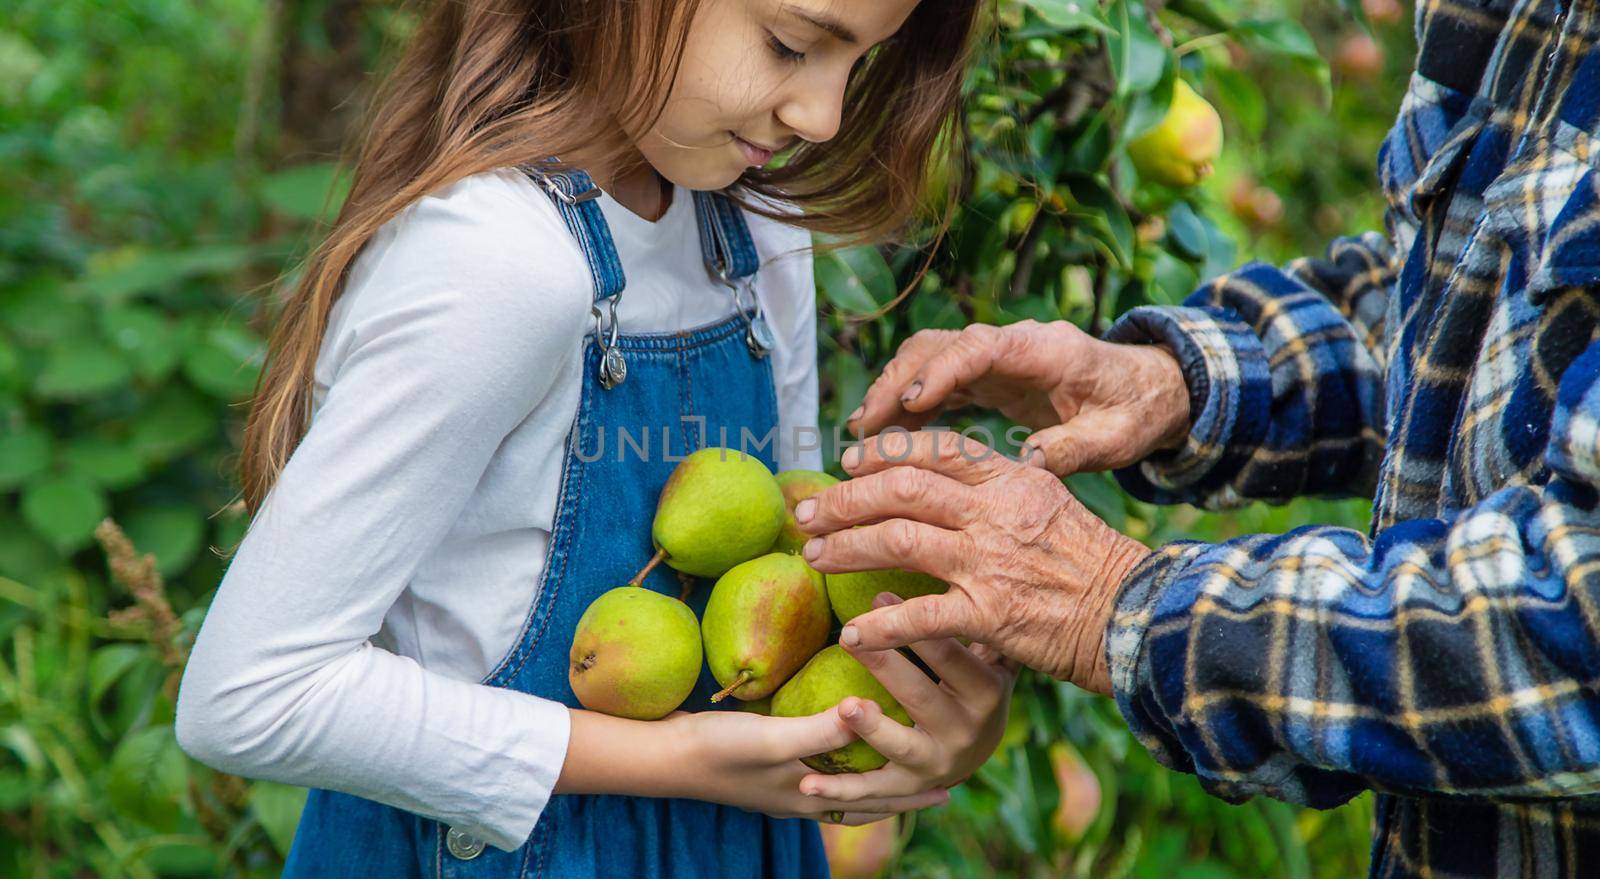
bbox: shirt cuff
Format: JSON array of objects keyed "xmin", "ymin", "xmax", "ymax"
[
  {"xmin": 1103, "ymin": 305, "xmax": 1272, "ymax": 505},
  {"xmin": 1103, "ymin": 540, "xmax": 1208, "ymax": 773},
  {"xmin": 469, "ymin": 693, "xmax": 572, "ymax": 851}
]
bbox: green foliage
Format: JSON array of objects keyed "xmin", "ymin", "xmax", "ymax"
[{"xmin": 0, "ymin": 0, "xmax": 1411, "ymax": 875}]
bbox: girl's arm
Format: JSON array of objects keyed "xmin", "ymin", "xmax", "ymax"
[
  {"xmin": 556, "ymin": 707, "xmax": 953, "ymax": 823},
  {"xmin": 176, "ymin": 174, "xmax": 599, "ymax": 852}
]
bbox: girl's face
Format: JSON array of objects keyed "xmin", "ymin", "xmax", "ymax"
[{"xmin": 636, "ymin": 0, "xmax": 922, "ymax": 190}]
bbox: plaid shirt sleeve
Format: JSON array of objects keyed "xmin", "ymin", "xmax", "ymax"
[
  {"xmin": 1104, "ymin": 232, "xmax": 1395, "ymax": 508},
  {"xmin": 1104, "ymin": 340, "xmax": 1600, "ymax": 808}
]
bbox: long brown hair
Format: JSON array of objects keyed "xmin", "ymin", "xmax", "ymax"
[{"xmin": 240, "ymin": 0, "xmax": 983, "ymax": 516}]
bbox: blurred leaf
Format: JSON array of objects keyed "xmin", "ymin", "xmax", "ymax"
[
  {"xmin": 20, "ymin": 476, "xmax": 107, "ymax": 552},
  {"xmin": 1022, "ymin": 0, "xmax": 1114, "ymax": 34},
  {"xmin": 121, "ymin": 504, "xmax": 204, "ymax": 576},
  {"xmin": 816, "ymin": 246, "xmax": 895, "ymax": 314},
  {"xmin": 129, "ymin": 386, "xmax": 215, "ymax": 464},
  {"xmin": 1067, "ymin": 471, "xmax": 1128, "ymax": 530},
  {"xmin": 1207, "ymin": 65, "xmax": 1267, "ymax": 139},
  {"xmin": 182, "ymin": 318, "xmax": 265, "ymax": 400},
  {"xmin": 100, "ymin": 302, "xmax": 182, "ymax": 382},
  {"xmin": 249, "ymin": 781, "xmax": 309, "ymax": 857},
  {"xmin": 260, "ymin": 162, "xmax": 352, "ymax": 222},
  {"xmin": 81, "ymin": 244, "xmax": 265, "ymax": 302},
  {"xmin": 1165, "ymin": 201, "xmax": 1208, "ymax": 260},
  {"xmin": 1107, "ymin": 0, "xmax": 1168, "ymax": 98},
  {"xmin": 1166, "ymin": 0, "xmax": 1233, "ymax": 30},
  {"xmin": 0, "ymin": 423, "xmax": 50, "ymax": 489},
  {"xmin": 0, "ymin": 510, "xmax": 59, "ymax": 585},
  {"xmin": 89, "ymin": 644, "xmax": 146, "ymax": 707},
  {"xmin": 61, "ymin": 435, "xmax": 146, "ymax": 489},
  {"xmin": 107, "ymin": 725, "xmax": 188, "ymax": 832},
  {"xmin": 33, "ymin": 334, "xmax": 130, "ymax": 399}
]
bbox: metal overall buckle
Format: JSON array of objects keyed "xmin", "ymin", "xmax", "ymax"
[
  {"xmin": 593, "ymin": 295, "xmax": 627, "ymax": 388},
  {"xmin": 715, "ymin": 268, "xmax": 773, "ymax": 359}
]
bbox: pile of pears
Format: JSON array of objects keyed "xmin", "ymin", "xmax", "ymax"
[{"xmin": 568, "ymin": 448, "xmax": 947, "ymax": 773}]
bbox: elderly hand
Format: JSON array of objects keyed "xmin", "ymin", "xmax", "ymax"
[
  {"xmin": 795, "ymin": 430, "xmax": 1150, "ymax": 693},
  {"xmin": 799, "ymin": 593, "xmax": 1017, "ymax": 807},
  {"xmin": 846, "ymin": 320, "xmax": 1190, "ymax": 475}
]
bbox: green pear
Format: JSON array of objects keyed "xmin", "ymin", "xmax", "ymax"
[
  {"xmin": 648, "ymin": 447, "xmax": 785, "ymax": 579},
  {"xmin": 825, "ymin": 568, "xmax": 947, "ymax": 626},
  {"xmin": 1127, "ymin": 79, "xmax": 1223, "ymax": 188},
  {"xmin": 568, "ymin": 587, "xmax": 702, "ymax": 720},
  {"xmin": 771, "ymin": 469, "xmax": 840, "ymax": 554},
  {"xmin": 703, "ymin": 553, "xmax": 832, "ymax": 702},
  {"xmin": 770, "ymin": 646, "xmax": 912, "ymax": 773}
]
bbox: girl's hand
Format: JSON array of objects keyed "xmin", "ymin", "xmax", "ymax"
[
  {"xmin": 667, "ymin": 702, "xmax": 951, "ymax": 825},
  {"xmin": 797, "ymin": 593, "xmax": 1018, "ymax": 806}
]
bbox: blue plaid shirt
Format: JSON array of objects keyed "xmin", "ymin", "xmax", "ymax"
[{"xmin": 1103, "ymin": 0, "xmax": 1600, "ymax": 875}]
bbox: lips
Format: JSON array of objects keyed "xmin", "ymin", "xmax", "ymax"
[{"xmin": 733, "ymin": 134, "xmax": 779, "ymax": 167}]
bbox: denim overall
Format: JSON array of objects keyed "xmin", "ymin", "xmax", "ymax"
[{"xmin": 281, "ymin": 167, "xmax": 828, "ymax": 878}]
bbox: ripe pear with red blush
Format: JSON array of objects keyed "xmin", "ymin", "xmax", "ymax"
[{"xmin": 703, "ymin": 553, "xmax": 832, "ymax": 702}]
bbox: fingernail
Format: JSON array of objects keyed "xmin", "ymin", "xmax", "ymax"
[
  {"xmin": 842, "ymin": 446, "xmax": 862, "ymax": 469},
  {"xmin": 840, "ymin": 626, "xmax": 860, "ymax": 647},
  {"xmin": 842, "ymin": 700, "xmax": 861, "ymax": 720},
  {"xmin": 872, "ymin": 592, "xmax": 903, "ymax": 609},
  {"xmin": 901, "ymin": 381, "xmax": 923, "ymax": 403},
  {"xmin": 801, "ymin": 785, "xmax": 817, "ymax": 797},
  {"xmin": 803, "ymin": 538, "xmax": 823, "ymax": 561},
  {"xmin": 795, "ymin": 499, "xmax": 816, "ymax": 523},
  {"xmin": 847, "ymin": 405, "xmax": 864, "ymax": 423}
]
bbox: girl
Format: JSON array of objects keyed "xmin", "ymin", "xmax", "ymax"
[{"xmin": 175, "ymin": 0, "xmax": 1015, "ymax": 876}]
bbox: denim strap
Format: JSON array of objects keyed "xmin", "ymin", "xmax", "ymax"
[
  {"xmin": 519, "ymin": 165, "xmax": 626, "ymax": 303},
  {"xmin": 693, "ymin": 190, "xmax": 761, "ymax": 282}
]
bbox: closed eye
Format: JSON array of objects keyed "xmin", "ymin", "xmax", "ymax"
[{"xmin": 766, "ymin": 32, "xmax": 805, "ymax": 64}]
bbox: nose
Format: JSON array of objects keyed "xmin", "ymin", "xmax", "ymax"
[{"xmin": 776, "ymin": 75, "xmax": 846, "ymax": 145}]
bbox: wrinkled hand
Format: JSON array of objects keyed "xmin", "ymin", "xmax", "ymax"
[
  {"xmin": 796, "ymin": 431, "xmax": 1150, "ymax": 692},
  {"xmin": 847, "ymin": 320, "xmax": 1190, "ymax": 475},
  {"xmin": 799, "ymin": 593, "xmax": 1017, "ymax": 807}
]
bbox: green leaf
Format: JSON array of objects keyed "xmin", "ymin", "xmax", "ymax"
[
  {"xmin": 62, "ymin": 435, "xmax": 146, "ymax": 489},
  {"xmin": 100, "ymin": 302, "xmax": 181, "ymax": 382},
  {"xmin": 90, "ymin": 644, "xmax": 146, "ymax": 707},
  {"xmin": 182, "ymin": 318, "xmax": 265, "ymax": 400},
  {"xmin": 130, "ymin": 387, "xmax": 216, "ymax": 464},
  {"xmin": 0, "ymin": 274, "xmax": 93, "ymax": 345},
  {"xmin": 1106, "ymin": 0, "xmax": 1168, "ymax": 98},
  {"xmin": 1207, "ymin": 64, "xmax": 1267, "ymax": 139},
  {"xmin": 1066, "ymin": 176, "xmax": 1134, "ymax": 269},
  {"xmin": 1232, "ymin": 19, "xmax": 1330, "ymax": 99},
  {"xmin": 0, "ymin": 424, "xmax": 50, "ymax": 489},
  {"xmin": 33, "ymin": 334, "xmax": 130, "ymax": 399},
  {"xmin": 107, "ymin": 725, "xmax": 188, "ymax": 832},
  {"xmin": 1232, "ymin": 19, "xmax": 1321, "ymax": 64},
  {"xmin": 80, "ymin": 244, "xmax": 264, "ymax": 302},
  {"xmin": 260, "ymin": 162, "xmax": 352, "ymax": 223},
  {"xmin": 815, "ymin": 246, "xmax": 895, "ymax": 314},
  {"xmin": 1021, "ymin": 0, "xmax": 1114, "ymax": 34},
  {"xmin": 121, "ymin": 505, "xmax": 204, "ymax": 576},
  {"xmin": 0, "ymin": 510, "xmax": 60, "ymax": 585},
  {"xmin": 1066, "ymin": 472, "xmax": 1127, "ymax": 530},
  {"xmin": 250, "ymin": 781, "xmax": 309, "ymax": 857},
  {"xmin": 20, "ymin": 476, "xmax": 107, "ymax": 552},
  {"xmin": 1165, "ymin": 201, "xmax": 1208, "ymax": 260},
  {"xmin": 0, "ymin": 333, "xmax": 20, "ymax": 392}
]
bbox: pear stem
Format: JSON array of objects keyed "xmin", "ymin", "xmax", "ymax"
[
  {"xmin": 710, "ymin": 670, "xmax": 754, "ymax": 703},
  {"xmin": 628, "ymin": 547, "xmax": 669, "ymax": 588},
  {"xmin": 678, "ymin": 573, "xmax": 695, "ymax": 603}
]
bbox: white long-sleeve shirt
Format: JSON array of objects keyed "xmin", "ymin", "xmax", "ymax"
[{"xmin": 174, "ymin": 169, "xmax": 822, "ymax": 852}]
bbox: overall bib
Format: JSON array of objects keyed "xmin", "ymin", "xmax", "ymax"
[{"xmin": 282, "ymin": 166, "xmax": 828, "ymax": 878}]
